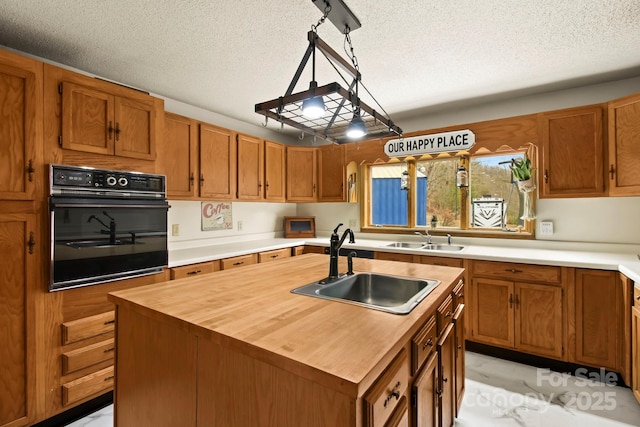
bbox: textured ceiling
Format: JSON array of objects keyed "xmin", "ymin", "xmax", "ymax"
[{"xmin": 1, "ymin": 0, "xmax": 640, "ymax": 139}]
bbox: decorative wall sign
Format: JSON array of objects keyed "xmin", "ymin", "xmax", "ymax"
[
  {"xmin": 201, "ymin": 202, "xmax": 232, "ymax": 231},
  {"xmin": 384, "ymin": 129, "xmax": 476, "ymax": 157}
]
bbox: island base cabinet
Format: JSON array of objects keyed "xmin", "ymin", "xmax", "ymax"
[
  {"xmin": 196, "ymin": 339, "xmax": 355, "ymax": 427},
  {"xmin": 412, "ymin": 352, "xmax": 439, "ymax": 427},
  {"xmin": 114, "ymin": 308, "xmax": 198, "ymax": 427}
]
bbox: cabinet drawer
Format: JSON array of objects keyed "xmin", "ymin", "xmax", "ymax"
[
  {"xmin": 220, "ymin": 253, "xmax": 257, "ymax": 270},
  {"xmin": 420, "ymin": 255, "xmax": 463, "ymax": 268},
  {"xmin": 62, "ymin": 311, "xmax": 115, "ymax": 345},
  {"xmin": 412, "ymin": 316, "xmax": 436, "ymax": 374},
  {"xmin": 170, "ymin": 261, "xmax": 219, "ymax": 280},
  {"xmin": 62, "ymin": 365, "xmax": 114, "ymax": 406},
  {"xmin": 385, "ymin": 396, "xmax": 409, "ymax": 427},
  {"xmin": 453, "ymin": 280, "xmax": 465, "ymax": 308},
  {"xmin": 62, "ymin": 338, "xmax": 115, "ymax": 375},
  {"xmin": 258, "ymin": 248, "xmax": 291, "ymax": 263},
  {"xmin": 364, "ymin": 348, "xmax": 410, "ymax": 427},
  {"xmin": 437, "ymin": 295, "xmax": 454, "ymax": 335},
  {"xmin": 472, "ymin": 260, "xmax": 561, "ymax": 284},
  {"xmin": 634, "ymin": 286, "xmax": 640, "ymax": 307}
]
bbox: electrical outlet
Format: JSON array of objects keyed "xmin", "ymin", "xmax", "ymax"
[
  {"xmin": 237, "ymin": 220, "xmax": 243, "ymax": 231},
  {"xmin": 349, "ymin": 218, "xmax": 356, "ymax": 228},
  {"xmin": 540, "ymin": 221, "xmax": 554, "ymax": 236},
  {"xmin": 171, "ymin": 224, "xmax": 179, "ymax": 236}
]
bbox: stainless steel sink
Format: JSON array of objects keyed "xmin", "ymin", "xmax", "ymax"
[
  {"xmin": 386, "ymin": 242, "xmax": 425, "ymax": 249},
  {"xmin": 291, "ymin": 273, "xmax": 440, "ymax": 315},
  {"xmin": 421, "ymin": 244, "xmax": 465, "ymax": 252}
]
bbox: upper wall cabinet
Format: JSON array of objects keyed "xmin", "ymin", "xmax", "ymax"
[
  {"xmin": 538, "ymin": 105, "xmax": 605, "ymax": 198},
  {"xmin": 318, "ymin": 144, "xmax": 346, "ymax": 202},
  {"xmin": 287, "ymin": 146, "xmax": 317, "ymax": 202},
  {"xmin": 44, "ymin": 64, "xmax": 163, "ymax": 168},
  {"xmin": 199, "ymin": 123, "xmax": 236, "ymax": 200},
  {"xmin": 608, "ymin": 93, "xmax": 640, "ymax": 196},
  {"xmin": 0, "ymin": 49, "xmax": 42, "ymax": 201},
  {"xmin": 236, "ymin": 133, "xmax": 264, "ymax": 200},
  {"xmin": 163, "ymin": 113, "xmax": 198, "ymax": 198},
  {"xmin": 264, "ymin": 140, "xmax": 286, "ymax": 202}
]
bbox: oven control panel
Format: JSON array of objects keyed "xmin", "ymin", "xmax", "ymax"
[{"xmin": 50, "ymin": 165, "xmax": 165, "ymax": 196}]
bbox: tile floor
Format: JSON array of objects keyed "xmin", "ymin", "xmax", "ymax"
[{"xmin": 65, "ymin": 352, "xmax": 640, "ymax": 427}]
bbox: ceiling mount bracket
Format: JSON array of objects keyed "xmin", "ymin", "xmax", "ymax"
[{"xmin": 311, "ymin": 0, "xmax": 361, "ymax": 33}]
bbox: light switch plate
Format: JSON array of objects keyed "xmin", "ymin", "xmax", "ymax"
[
  {"xmin": 171, "ymin": 224, "xmax": 179, "ymax": 236},
  {"xmin": 540, "ymin": 221, "xmax": 554, "ymax": 236}
]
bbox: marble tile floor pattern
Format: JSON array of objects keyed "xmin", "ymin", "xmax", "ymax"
[{"xmin": 66, "ymin": 351, "xmax": 640, "ymax": 427}]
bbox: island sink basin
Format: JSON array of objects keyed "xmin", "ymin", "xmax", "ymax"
[{"xmin": 291, "ymin": 273, "xmax": 440, "ymax": 315}]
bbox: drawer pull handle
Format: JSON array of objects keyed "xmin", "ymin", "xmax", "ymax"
[
  {"xmin": 187, "ymin": 269, "xmax": 202, "ymax": 275},
  {"xmin": 270, "ymin": 254, "xmax": 278, "ymax": 258},
  {"xmin": 505, "ymin": 268, "xmax": 523, "ymax": 273},
  {"xmin": 383, "ymin": 381, "xmax": 401, "ymax": 407},
  {"xmin": 458, "ymin": 293, "xmax": 464, "ymax": 298},
  {"xmin": 636, "ymin": 295, "xmax": 640, "ymax": 301},
  {"xmin": 457, "ymin": 344, "xmax": 462, "ymax": 350},
  {"xmin": 104, "ymin": 320, "xmax": 115, "ymax": 325},
  {"xmin": 233, "ymin": 261, "xmax": 244, "ymax": 266},
  {"xmin": 104, "ymin": 347, "xmax": 115, "ymax": 353},
  {"xmin": 422, "ymin": 337, "xmax": 433, "ymax": 350},
  {"xmin": 445, "ymin": 311, "xmax": 452, "ymax": 318},
  {"xmin": 443, "ymin": 377, "xmax": 448, "ymax": 383},
  {"xmin": 509, "ymin": 294, "xmax": 513, "ymax": 308},
  {"xmin": 104, "ymin": 376, "xmax": 114, "ymax": 382}
]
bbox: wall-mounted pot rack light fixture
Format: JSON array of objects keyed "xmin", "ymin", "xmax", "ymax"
[{"xmin": 254, "ymin": 0, "xmax": 402, "ymax": 144}]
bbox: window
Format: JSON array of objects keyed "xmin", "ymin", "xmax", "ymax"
[{"xmin": 364, "ymin": 151, "xmax": 534, "ymax": 236}]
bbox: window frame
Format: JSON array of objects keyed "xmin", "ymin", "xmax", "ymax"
[{"xmin": 360, "ymin": 151, "xmax": 536, "ymax": 239}]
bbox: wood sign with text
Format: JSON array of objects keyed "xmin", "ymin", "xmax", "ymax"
[{"xmin": 384, "ymin": 129, "xmax": 476, "ymax": 157}]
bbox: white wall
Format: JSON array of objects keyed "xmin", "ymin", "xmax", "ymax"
[{"xmin": 168, "ymin": 201, "xmax": 297, "ymax": 250}]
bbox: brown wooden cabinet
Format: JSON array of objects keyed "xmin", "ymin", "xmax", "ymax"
[
  {"xmin": 59, "ymin": 81, "xmax": 158, "ymax": 161},
  {"xmin": 0, "ymin": 213, "xmax": 36, "ymax": 427},
  {"xmin": 163, "ymin": 113, "xmax": 198, "ymax": 198},
  {"xmin": 437, "ymin": 323, "xmax": 455, "ymax": 427},
  {"xmin": 571, "ymin": 269, "xmax": 618, "ymax": 370},
  {"xmin": 632, "ymin": 286, "xmax": 640, "ymax": 404},
  {"xmin": 0, "ymin": 49, "xmax": 41, "ymax": 201},
  {"xmin": 199, "ymin": 123, "xmax": 236, "ymax": 200},
  {"xmin": 220, "ymin": 253, "xmax": 258, "ymax": 270},
  {"xmin": 236, "ymin": 133, "xmax": 264, "ymax": 200},
  {"xmin": 258, "ymin": 248, "xmax": 291, "ymax": 263},
  {"xmin": 170, "ymin": 261, "xmax": 220, "ymax": 280},
  {"xmin": 318, "ymin": 144, "xmax": 346, "ymax": 201},
  {"xmin": 264, "ymin": 140, "xmax": 286, "ymax": 201},
  {"xmin": 287, "ymin": 146, "xmax": 317, "ymax": 201},
  {"xmin": 412, "ymin": 352, "xmax": 439, "ymax": 427},
  {"xmin": 469, "ymin": 261, "xmax": 564, "ymax": 359},
  {"xmin": 363, "ymin": 348, "xmax": 410, "ymax": 427},
  {"xmin": 608, "ymin": 93, "xmax": 640, "ymax": 196},
  {"xmin": 539, "ymin": 105, "xmax": 605, "ymax": 198}
]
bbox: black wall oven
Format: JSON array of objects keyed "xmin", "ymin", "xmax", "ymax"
[{"xmin": 49, "ymin": 165, "xmax": 169, "ymax": 291}]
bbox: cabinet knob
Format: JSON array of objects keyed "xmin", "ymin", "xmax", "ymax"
[
  {"xmin": 544, "ymin": 169, "xmax": 549, "ymax": 183},
  {"xmin": 383, "ymin": 381, "xmax": 401, "ymax": 407},
  {"xmin": 609, "ymin": 164, "xmax": 615, "ymax": 180},
  {"xmin": 423, "ymin": 337, "xmax": 433, "ymax": 350}
]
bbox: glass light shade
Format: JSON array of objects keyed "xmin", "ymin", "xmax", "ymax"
[
  {"xmin": 346, "ymin": 114, "xmax": 366, "ymax": 139},
  {"xmin": 301, "ymin": 96, "xmax": 326, "ymax": 119}
]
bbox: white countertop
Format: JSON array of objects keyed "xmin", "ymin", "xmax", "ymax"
[{"xmin": 169, "ymin": 237, "xmax": 640, "ymax": 285}]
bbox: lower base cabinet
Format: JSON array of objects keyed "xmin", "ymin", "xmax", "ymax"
[{"xmin": 632, "ymin": 288, "xmax": 640, "ymax": 403}]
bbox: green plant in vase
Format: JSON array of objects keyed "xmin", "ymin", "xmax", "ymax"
[{"xmin": 510, "ymin": 156, "xmax": 536, "ymax": 220}]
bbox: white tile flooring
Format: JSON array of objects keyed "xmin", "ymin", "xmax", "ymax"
[{"xmin": 65, "ymin": 352, "xmax": 640, "ymax": 427}]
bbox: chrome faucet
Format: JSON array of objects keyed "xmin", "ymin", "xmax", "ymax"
[
  {"xmin": 415, "ymin": 230, "xmax": 432, "ymax": 245},
  {"xmin": 326, "ymin": 223, "xmax": 355, "ymax": 281},
  {"xmin": 447, "ymin": 233, "xmax": 452, "ymax": 245}
]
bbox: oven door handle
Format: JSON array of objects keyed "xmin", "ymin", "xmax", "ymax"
[{"xmin": 50, "ymin": 202, "xmax": 170, "ymax": 209}]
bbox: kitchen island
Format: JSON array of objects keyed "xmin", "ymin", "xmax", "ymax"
[{"xmin": 108, "ymin": 254, "xmax": 465, "ymax": 426}]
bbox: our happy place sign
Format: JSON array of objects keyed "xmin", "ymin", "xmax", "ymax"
[{"xmin": 384, "ymin": 129, "xmax": 476, "ymax": 157}]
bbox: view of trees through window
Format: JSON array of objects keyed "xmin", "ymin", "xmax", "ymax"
[{"xmin": 367, "ymin": 151, "xmax": 530, "ymax": 231}]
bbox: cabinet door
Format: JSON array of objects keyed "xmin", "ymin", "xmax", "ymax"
[
  {"xmin": 287, "ymin": 146, "xmax": 317, "ymax": 201},
  {"xmin": 453, "ymin": 304, "xmax": 465, "ymax": 417},
  {"xmin": 264, "ymin": 140, "xmax": 286, "ymax": 202},
  {"xmin": 164, "ymin": 113, "xmax": 197, "ymax": 198},
  {"xmin": 318, "ymin": 144, "xmax": 345, "ymax": 201},
  {"xmin": 573, "ymin": 269, "xmax": 617, "ymax": 369},
  {"xmin": 0, "ymin": 51, "xmax": 40, "ymax": 201},
  {"xmin": 632, "ymin": 305, "xmax": 640, "ymax": 404},
  {"xmin": 608, "ymin": 93, "xmax": 640, "ymax": 196},
  {"xmin": 437, "ymin": 324, "xmax": 455, "ymax": 427},
  {"xmin": 470, "ymin": 278, "xmax": 514, "ymax": 348},
  {"xmin": 236, "ymin": 134, "xmax": 264, "ymax": 200},
  {"xmin": 0, "ymin": 214, "xmax": 35, "ymax": 427},
  {"xmin": 412, "ymin": 352, "xmax": 438, "ymax": 427},
  {"xmin": 539, "ymin": 105, "xmax": 605, "ymax": 198},
  {"xmin": 62, "ymin": 81, "xmax": 115, "ymax": 156},
  {"xmin": 199, "ymin": 124, "xmax": 236, "ymax": 200},
  {"xmin": 114, "ymin": 96, "xmax": 156, "ymax": 160},
  {"xmin": 515, "ymin": 283, "xmax": 563, "ymax": 359}
]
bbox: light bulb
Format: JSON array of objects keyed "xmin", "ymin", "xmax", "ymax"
[
  {"xmin": 301, "ymin": 96, "xmax": 326, "ymax": 119},
  {"xmin": 346, "ymin": 113, "xmax": 366, "ymax": 139}
]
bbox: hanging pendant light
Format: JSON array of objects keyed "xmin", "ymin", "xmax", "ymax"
[
  {"xmin": 346, "ymin": 109, "xmax": 366, "ymax": 138},
  {"xmin": 301, "ymin": 81, "xmax": 326, "ymax": 119}
]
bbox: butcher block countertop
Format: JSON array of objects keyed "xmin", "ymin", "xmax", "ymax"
[{"xmin": 108, "ymin": 254, "xmax": 464, "ymax": 397}]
